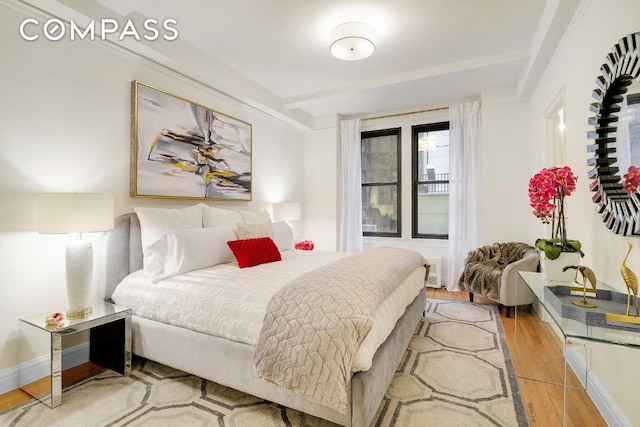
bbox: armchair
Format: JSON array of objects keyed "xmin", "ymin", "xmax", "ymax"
[{"xmin": 458, "ymin": 242, "xmax": 539, "ymax": 317}]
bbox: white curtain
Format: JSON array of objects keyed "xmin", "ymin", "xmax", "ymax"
[
  {"xmin": 447, "ymin": 102, "xmax": 483, "ymax": 291},
  {"xmin": 338, "ymin": 119, "xmax": 363, "ymax": 253}
]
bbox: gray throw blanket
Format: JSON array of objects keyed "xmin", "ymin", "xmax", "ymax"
[{"xmin": 254, "ymin": 247, "xmax": 424, "ymax": 413}]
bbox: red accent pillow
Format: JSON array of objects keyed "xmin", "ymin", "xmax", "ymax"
[{"xmin": 227, "ymin": 237, "xmax": 282, "ymax": 268}]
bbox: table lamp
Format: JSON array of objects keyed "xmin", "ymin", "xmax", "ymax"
[
  {"xmin": 273, "ymin": 202, "xmax": 301, "ymax": 223},
  {"xmin": 38, "ymin": 193, "xmax": 114, "ymax": 318}
]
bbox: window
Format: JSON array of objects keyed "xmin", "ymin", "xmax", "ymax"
[
  {"xmin": 361, "ymin": 128, "xmax": 401, "ymax": 237},
  {"xmin": 412, "ymin": 122, "xmax": 449, "ymax": 239}
]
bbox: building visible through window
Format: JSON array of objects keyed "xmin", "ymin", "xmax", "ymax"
[
  {"xmin": 361, "ymin": 128, "xmax": 401, "ymax": 237},
  {"xmin": 413, "ymin": 122, "xmax": 449, "ymax": 239}
]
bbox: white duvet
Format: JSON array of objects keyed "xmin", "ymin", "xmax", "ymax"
[{"xmin": 111, "ymin": 250, "xmax": 424, "ymax": 372}]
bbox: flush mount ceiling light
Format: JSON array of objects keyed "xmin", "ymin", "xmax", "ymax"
[{"xmin": 330, "ymin": 22, "xmax": 375, "ymax": 61}]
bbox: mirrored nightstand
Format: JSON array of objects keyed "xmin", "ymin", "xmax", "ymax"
[{"xmin": 18, "ymin": 301, "xmax": 131, "ymax": 408}]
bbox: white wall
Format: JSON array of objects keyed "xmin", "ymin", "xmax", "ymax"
[
  {"xmin": 530, "ymin": 0, "xmax": 640, "ymax": 296},
  {"xmin": 304, "ymin": 116, "xmax": 339, "ymax": 251},
  {"xmin": 0, "ymin": 1, "xmax": 305, "ymax": 378},
  {"xmin": 528, "ymin": 0, "xmax": 640, "ymax": 423},
  {"xmin": 481, "ymin": 88, "xmax": 533, "ymax": 244}
]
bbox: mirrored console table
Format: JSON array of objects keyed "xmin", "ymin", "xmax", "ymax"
[
  {"xmin": 516, "ymin": 271, "xmax": 640, "ymax": 426},
  {"xmin": 18, "ymin": 301, "xmax": 131, "ymax": 408}
]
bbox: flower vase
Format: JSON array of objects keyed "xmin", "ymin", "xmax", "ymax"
[{"xmin": 540, "ymin": 251, "xmax": 581, "ymax": 282}]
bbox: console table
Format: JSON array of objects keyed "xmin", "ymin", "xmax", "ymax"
[{"xmin": 516, "ymin": 271, "xmax": 640, "ymax": 426}]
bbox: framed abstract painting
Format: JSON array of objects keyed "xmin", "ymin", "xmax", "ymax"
[{"xmin": 131, "ymin": 81, "xmax": 252, "ymax": 200}]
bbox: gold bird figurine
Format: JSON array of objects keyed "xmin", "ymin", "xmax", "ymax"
[
  {"xmin": 620, "ymin": 240, "xmax": 639, "ymax": 317},
  {"xmin": 563, "ymin": 265, "xmax": 598, "ymax": 308},
  {"xmin": 563, "ymin": 265, "xmax": 597, "ymax": 290}
]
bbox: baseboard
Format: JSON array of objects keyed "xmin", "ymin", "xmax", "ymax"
[
  {"xmin": 566, "ymin": 346, "xmax": 630, "ymax": 427},
  {"xmin": 0, "ymin": 342, "xmax": 90, "ymax": 395}
]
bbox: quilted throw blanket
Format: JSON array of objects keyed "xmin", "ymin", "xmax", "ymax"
[{"xmin": 254, "ymin": 246, "xmax": 424, "ymax": 413}]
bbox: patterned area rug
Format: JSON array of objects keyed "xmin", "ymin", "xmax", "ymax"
[{"xmin": 1, "ymin": 300, "xmax": 528, "ymax": 426}]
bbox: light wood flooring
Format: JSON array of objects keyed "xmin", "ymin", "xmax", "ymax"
[
  {"xmin": 428, "ymin": 288, "xmax": 607, "ymax": 427},
  {"xmin": 0, "ymin": 362, "xmax": 104, "ymax": 412},
  {"xmin": 1, "ymin": 289, "xmax": 608, "ymax": 426}
]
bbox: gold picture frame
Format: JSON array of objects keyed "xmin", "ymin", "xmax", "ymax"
[{"xmin": 131, "ymin": 81, "xmax": 252, "ymax": 200}]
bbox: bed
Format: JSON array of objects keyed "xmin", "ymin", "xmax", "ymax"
[{"xmin": 103, "ymin": 206, "xmax": 426, "ymax": 427}]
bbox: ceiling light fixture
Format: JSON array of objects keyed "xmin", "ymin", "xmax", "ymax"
[{"xmin": 330, "ymin": 22, "xmax": 375, "ymax": 61}]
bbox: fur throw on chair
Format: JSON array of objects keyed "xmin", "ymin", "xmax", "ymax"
[{"xmin": 459, "ymin": 242, "xmax": 536, "ymax": 299}]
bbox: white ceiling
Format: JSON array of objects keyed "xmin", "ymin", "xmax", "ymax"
[{"xmin": 27, "ymin": 0, "xmax": 581, "ymax": 127}]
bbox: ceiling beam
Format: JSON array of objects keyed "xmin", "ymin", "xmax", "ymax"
[
  {"xmin": 517, "ymin": 0, "xmax": 582, "ymax": 98},
  {"xmin": 284, "ymin": 49, "xmax": 529, "ymax": 109}
]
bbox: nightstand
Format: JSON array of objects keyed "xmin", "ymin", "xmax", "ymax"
[{"xmin": 18, "ymin": 301, "xmax": 131, "ymax": 408}]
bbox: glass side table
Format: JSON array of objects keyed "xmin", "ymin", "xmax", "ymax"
[
  {"xmin": 18, "ymin": 301, "xmax": 131, "ymax": 408},
  {"xmin": 516, "ymin": 271, "xmax": 640, "ymax": 425}
]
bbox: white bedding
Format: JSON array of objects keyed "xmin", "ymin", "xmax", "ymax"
[{"xmin": 111, "ymin": 250, "xmax": 424, "ymax": 372}]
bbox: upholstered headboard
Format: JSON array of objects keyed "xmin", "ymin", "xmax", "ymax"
[
  {"xmin": 102, "ymin": 208, "xmax": 293, "ymax": 300},
  {"xmin": 103, "ymin": 213, "xmax": 143, "ymax": 300}
]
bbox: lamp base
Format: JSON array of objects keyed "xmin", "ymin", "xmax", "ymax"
[
  {"xmin": 66, "ymin": 239, "xmax": 93, "ymax": 319},
  {"xmin": 66, "ymin": 306, "xmax": 92, "ymax": 319}
]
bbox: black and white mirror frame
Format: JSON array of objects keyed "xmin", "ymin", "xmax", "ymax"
[{"xmin": 588, "ymin": 32, "xmax": 640, "ymax": 235}]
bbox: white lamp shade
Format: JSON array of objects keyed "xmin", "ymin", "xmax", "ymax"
[
  {"xmin": 273, "ymin": 202, "xmax": 301, "ymax": 222},
  {"xmin": 38, "ymin": 193, "xmax": 114, "ymax": 234},
  {"xmin": 330, "ymin": 22, "xmax": 375, "ymax": 61}
]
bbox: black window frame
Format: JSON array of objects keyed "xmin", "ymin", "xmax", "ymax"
[
  {"xmin": 361, "ymin": 128, "xmax": 402, "ymax": 238},
  {"xmin": 412, "ymin": 121, "xmax": 450, "ymax": 239}
]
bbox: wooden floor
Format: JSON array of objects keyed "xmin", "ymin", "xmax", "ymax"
[
  {"xmin": 1, "ymin": 290, "xmax": 608, "ymax": 426},
  {"xmin": 0, "ymin": 362, "xmax": 104, "ymax": 412},
  {"xmin": 428, "ymin": 288, "xmax": 607, "ymax": 427}
]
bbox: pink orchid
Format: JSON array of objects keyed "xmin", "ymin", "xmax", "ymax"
[
  {"xmin": 528, "ymin": 166, "xmax": 577, "ymax": 246},
  {"xmin": 623, "ymin": 165, "xmax": 640, "ymax": 194}
]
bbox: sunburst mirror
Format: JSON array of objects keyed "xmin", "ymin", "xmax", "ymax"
[{"xmin": 588, "ymin": 32, "xmax": 640, "ymax": 235}]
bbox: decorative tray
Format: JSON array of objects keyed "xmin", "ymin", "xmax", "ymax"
[{"xmin": 543, "ymin": 285, "xmax": 640, "ymax": 332}]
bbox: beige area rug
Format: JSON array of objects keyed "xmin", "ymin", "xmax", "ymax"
[{"xmin": 1, "ymin": 300, "xmax": 528, "ymax": 426}]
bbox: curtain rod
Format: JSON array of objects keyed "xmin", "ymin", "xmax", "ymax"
[{"xmin": 361, "ymin": 106, "xmax": 449, "ymax": 122}]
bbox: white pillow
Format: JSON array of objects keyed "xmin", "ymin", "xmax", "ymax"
[
  {"xmin": 147, "ymin": 225, "xmax": 237, "ymax": 283},
  {"xmin": 236, "ymin": 209, "xmax": 271, "ymax": 224},
  {"xmin": 237, "ymin": 221, "xmax": 273, "ymax": 239},
  {"xmin": 272, "ymin": 221, "xmax": 294, "ymax": 251},
  {"xmin": 134, "ymin": 204, "xmax": 203, "ymax": 275},
  {"xmin": 201, "ymin": 204, "xmax": 243, "ymax": 227}
]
